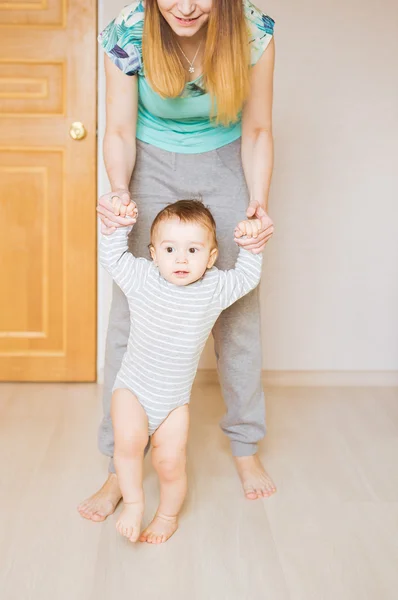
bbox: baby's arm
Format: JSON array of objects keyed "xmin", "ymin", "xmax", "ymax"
[
  {"xmin": 99, "ymin": 226, "xmax": 146, "ymax": 297},
  {"xmin": 217, "ymin": 218, "xmax": 263, "ymax": 310},
  {"xmin": 234, "ymin": 217, "xmax": 263, "ymax": 242}
]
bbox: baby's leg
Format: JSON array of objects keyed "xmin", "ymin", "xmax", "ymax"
[
  {"xmin": 111, "ymin": 388, "xmax": 149, "ymax": 542},
  {"xmin": 140, "ymin": 405, "xmax": 189, "ymax": 544}
]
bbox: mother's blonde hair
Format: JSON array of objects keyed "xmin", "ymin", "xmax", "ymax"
[{"xmin": 142, "ymin": 0, "xmax": 250, "ymax": 126}]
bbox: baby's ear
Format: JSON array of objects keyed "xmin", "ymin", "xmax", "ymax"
[
  {"xmin": 207, "ymin": 247, "xmax": 218, "ymax": 269},
  {"xmin": 149, "ymin": 244, "xmax": 157, "ymax": 263}
]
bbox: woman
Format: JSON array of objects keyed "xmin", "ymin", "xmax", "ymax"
[{"xmin": 79, "ymin": 0, "xmax": 276, "ymax": 522}]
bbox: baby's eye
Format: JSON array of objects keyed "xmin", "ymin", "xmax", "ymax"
[
  {"xmin": 189, "ymin": 247, "xmax": 198, "ymax": 254},
  {"xmin": 166, "ymin": 247, "xmax": 174, "ymax": 253}
]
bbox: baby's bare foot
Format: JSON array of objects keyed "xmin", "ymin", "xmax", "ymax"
[
  {"xmin": 77, "ymin": 474, "xmax": 122, "ymax": 521},
  {"xmin": 116, "ymin": 502, "xmax": 144, "ymax": 543},
  {"xmin": 139, "ymin": 513, "xmax": 178, "ymax": 544},
  {"xmin": 234, "ymin": 454, "xmax": 276, "ymax": 500}
]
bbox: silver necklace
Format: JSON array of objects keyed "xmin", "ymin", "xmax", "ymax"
[{"xmin": 176, "ymin": 40, "xmax": 202, "ymax": 74}]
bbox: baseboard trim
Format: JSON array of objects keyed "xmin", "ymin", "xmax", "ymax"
[
  {"xmin": 97, "ymin": 367, "xmax": 104, "ymax": 385},
  {"xmin": 98, "ymin": 367, "xmax": 398, "ymax": 387},
  {"xmin": 195, "ymin": 369, "xmax": 398, "ymax": 387}
]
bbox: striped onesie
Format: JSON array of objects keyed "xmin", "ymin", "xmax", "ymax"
[{"xmin": 99, "ymin": 226, "xmax": 262, "ymax": 435}]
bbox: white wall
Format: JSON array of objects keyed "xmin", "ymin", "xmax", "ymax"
[
  {"xmin": 97, "ymin": 0, "xmax": 398, "ymax": 379},
  {"xmin": 97, "ymin": 0, "xmax": 112, "ymax": 379}
]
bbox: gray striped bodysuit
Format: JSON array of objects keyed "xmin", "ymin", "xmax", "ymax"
[{"xmin": 99, "ymin": 226, "xmax": 262, "ymax": 435}]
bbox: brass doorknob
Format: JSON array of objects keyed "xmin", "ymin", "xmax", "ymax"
[{"xmin": 69, "ymin": 121, "xmax": 87, "ymax": 140}]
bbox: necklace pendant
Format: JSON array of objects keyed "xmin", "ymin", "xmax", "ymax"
[{"xmin": 189, "ymin": 66, "xmax": 195, "ymax": 73}]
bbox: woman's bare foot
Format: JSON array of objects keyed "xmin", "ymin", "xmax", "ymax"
[
  {"xmin": 139, "ymin": 513, "xmax": 178, "ymax": 544},
  {"xmin": 116, "ymin": 502, "xmax": 144, "ymax": 542},
  {"xmin": 234, "ymin": 454, "xmax": 276, "ymax": 500},
  {"xmin": 77, "ymin": 473, "xmax": 122, "ymax": 521}
]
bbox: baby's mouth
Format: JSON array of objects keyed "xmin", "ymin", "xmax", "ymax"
[{"xmin": 174, "ymin": 270, "xmax": 190, "ymax": 277}]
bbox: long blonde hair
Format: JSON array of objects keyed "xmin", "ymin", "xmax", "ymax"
[{"xmin": 142, "ymin": 0, "xmax": 250, "ymax": 126}]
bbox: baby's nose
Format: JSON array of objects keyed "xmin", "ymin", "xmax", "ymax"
[{"xmin": 176, "ymin": 253, "xmax": 188, "ymax": 263}]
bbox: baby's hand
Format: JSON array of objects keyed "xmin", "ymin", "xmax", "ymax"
[
  {"xmin": 111, "ymin": 195, "xmax": 138, "ymax": 221},
  {"xmin": 234, "ymin": 218, "xmax": 262, "ymax": 240}
]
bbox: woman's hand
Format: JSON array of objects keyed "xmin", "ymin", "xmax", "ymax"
[
  {"xmin": 96, "ymin": 188, "xmax": 137, "ymax": 234},
  {"xmin": 234, "ymin": 202, "xmax": 274, "ymax": 254}
]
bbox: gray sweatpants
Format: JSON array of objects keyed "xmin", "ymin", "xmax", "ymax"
[{"xmin": 99, "ymin": 138, "xmax": 266, "ymax": 472}]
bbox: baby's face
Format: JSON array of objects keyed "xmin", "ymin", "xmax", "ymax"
[{"xmin": 150, "ymin": 217, "xmax": 218, "ymax": 286}]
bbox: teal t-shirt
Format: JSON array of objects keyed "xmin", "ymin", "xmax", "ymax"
[{"xmin": 98, "ymin": 0, "xmax": 274, "ymax": 154}]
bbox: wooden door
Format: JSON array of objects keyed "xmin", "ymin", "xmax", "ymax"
[{"xmin": 0, "ymin": 0, "xmax": 97, "ymax": 381}]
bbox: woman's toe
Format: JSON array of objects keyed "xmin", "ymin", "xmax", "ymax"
[
  {"xmin": 245, "ymin": 486, "xmax": 257, "ymax": 499},
  {"xmin": 92, "ymin": 511, "xmax": 106, "ymax": 522}
]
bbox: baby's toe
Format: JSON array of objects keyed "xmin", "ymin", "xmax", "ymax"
[{"xmin": 127, "ymin": 526, "xmax": 135, "ymax": 538}]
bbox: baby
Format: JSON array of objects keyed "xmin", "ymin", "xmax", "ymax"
[{"xmin": 99, "ymin": 198, "xmax": 263, "ymax": 545}]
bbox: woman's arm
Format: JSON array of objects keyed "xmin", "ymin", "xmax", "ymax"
[
  {"xmin": 104, "ymin": 54, "xmax": 138, "ymax": 191},
  {"xmin": 97, "ymin": 55, "xmax": 138, "ymax": 233},
  {"xmin": 240, "ymin": 38, "xmax": 275, "ymax": 252}
]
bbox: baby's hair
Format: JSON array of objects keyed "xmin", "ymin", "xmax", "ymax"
[{"xmin": 150, "ymin": 199, "xmax": 218, "ymax": 248}]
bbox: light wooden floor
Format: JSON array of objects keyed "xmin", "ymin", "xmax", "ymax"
[{"xmin": 0, "ymin": 381, "xmax": 397, "ymax": 600}]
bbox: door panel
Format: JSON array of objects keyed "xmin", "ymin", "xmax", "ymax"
[{"xmin": 0, "ymin": 0, "xmax": 97, "ymax": 381}]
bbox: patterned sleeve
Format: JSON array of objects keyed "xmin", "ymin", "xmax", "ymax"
[
  {"xmin": 244, "ymin": 0, "xmax": 275, "ymax": 66},
  {"xmin": 99, "ymin": 226, "xmax": 150, "ymax": 297},
  {"xmin": 216, "ymin": 247, "xmax": 263, "ymax": 310},
  {"xmin": 98, "ymin": 1, "xmax": 145, "ymax": 76}
]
